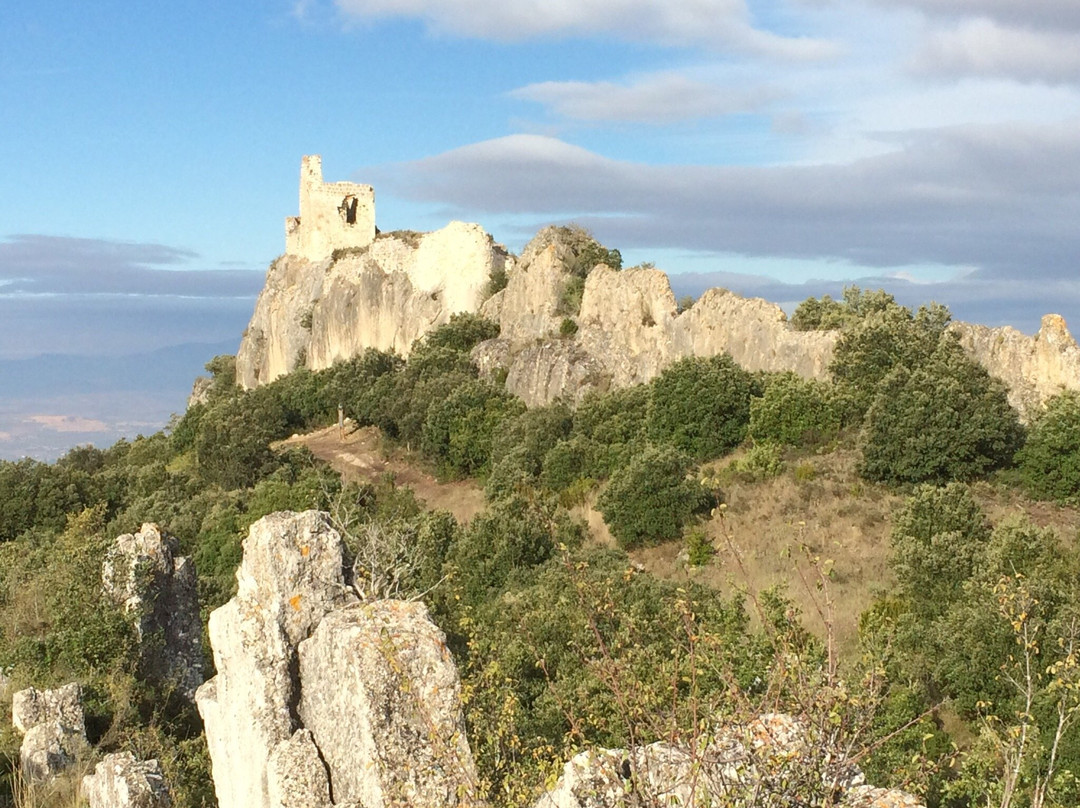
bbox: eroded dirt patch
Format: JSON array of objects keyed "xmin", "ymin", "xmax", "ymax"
[{"xmin": 277, "ymin": 423, "xmax": 487, "ymax": 524}]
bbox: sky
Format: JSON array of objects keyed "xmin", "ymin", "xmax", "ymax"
[{"xmin": 1, "ymin": 0, "xmax": 1079, "ymax": 458}]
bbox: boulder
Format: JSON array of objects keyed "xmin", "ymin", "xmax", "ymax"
[
  {"xmin": 297, "ymin": 599, "xmax": 480, "ymax": 808},
  {"xmin": 267, "ymin": 730, "xmax": 332, "ymax": 808},
  {"xmin": 12, "ymin": 683, "xmax": 84, "ymax": 735},
  {"xmin": 81, "ymin": 752, "xmax": 173, "ymax": 808},
  {"xmin": 532, "ymin": 713, "xmax": 923, "ymax": 808},
  {"xmin": 102, "ymin": 524, "xmax": 203, "ymax": 699},
  {"xmin": 195, "ymin": 511, "xmax": 356, "ymax": 808},
  {"xmin": 12, "ymin": 683, "xmax": 89, "ymax": 783}
]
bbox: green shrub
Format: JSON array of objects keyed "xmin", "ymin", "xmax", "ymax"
[
  {"xmin": 646, "ymin": 354, "xmax": 754, "ymax": 460},
  {"xmin": 420, "ymin": 380, "xmax": 525, "ymax": 477},
  {"xmin": 559, "ymin": 317, "xmax": 578, "ymax": 337},
  {"xmin": 1017, "ymin": 391, "xmax": 1080, "ymax": 504},
  {"xmin": 830, "ymin": 298, "xmax": 951, "ymax": 415},
  {"xmin": 727, "ymin": 441, "xmax": 785, "ymax": 482},
  {"xmin": 685, "ymin": 527, "xmax": 715, "ymax": 567},
  {"xmin": 411, "ymin": 312, "xmax": 499, "ymax": 355},
  {"xmin": 597, "ymin": 445, "xmax": 712, "ymax": 549},
  {"xmin": 857, "ymin": 340, "xmax": 1023, "ymax": 484},
  {"xmin": 557, "ymin": 276, "xmax": 585, "ymax": 316},
  {"xmin": 791, "ymin": 286, "xmax": 896, "ymax": 332},
  {"xmin": 749, "ymin": 373, "xmax": 843, "ymax": 447}
]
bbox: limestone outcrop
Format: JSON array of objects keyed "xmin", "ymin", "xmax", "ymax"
[
  {"xmin": 236, "ymin": 223, "xmax": 511, "ymax": 388},
  {"xmin": 238, "ymin": 169, "xmax": 1079, "ymax": 416},
  {"xmin": 950, "ymin": 313, "xmax": 1080, "ymax": 418},
  {"xmin": 11, "ymin": 683, "xmax": 89, "ymax": 783},
  {"xmin": 102, "ymin": 524, "xmax": 203, "ymax": 699},
  {"xmin": 196, "ymin": 510, "xmax": 479, "ymax": 808},
  {"xmin": 533, "ymin": 713, "xmax": 923, "ymax": 808},
  {"xmin": 475, "ymin": 230, "xmax": 838, "ymax": 407},
  {"xmin": 81, "ymin": 752, "xmax": 173, "ymax": 808},
  {"xmin": 297, "ymin": 600, "xmax": 480, "ymax": 807}
]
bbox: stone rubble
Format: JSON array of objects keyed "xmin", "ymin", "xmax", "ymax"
[
  {"xmin": 81, "ymin": 752, "xmax": 173, "ymax": 808},
  {"xmin": 11, "ymin": 683, "xmax": 89, "ymax": 783}
]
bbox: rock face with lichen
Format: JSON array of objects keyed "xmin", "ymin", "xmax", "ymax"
[
  {"xmin": 195, "ymin": 510, "xmax": 479, "ymax": 808},
  {"xmin": 475, "ymin": 228, "xmax": 838, "ymax": 407},
  {"xmin": 81, "ymin": 752, "xmax": 173, "ymax": 808},
  {"xmin": 11, "ymin": 683, "xmax": 89, "ymax": 783},
  {"xmin": 102, "ymin": 523, "xmax": 203, "ymax": 699}
]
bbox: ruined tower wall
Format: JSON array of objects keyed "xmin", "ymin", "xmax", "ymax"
[{"xmin": 284, "ymin": 155, "xmax": 375, "ymax": 262}]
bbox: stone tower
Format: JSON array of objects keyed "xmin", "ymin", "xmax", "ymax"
[{"xmin": 284, "ymin": 155, "xmax": 375, "ymax": 261}]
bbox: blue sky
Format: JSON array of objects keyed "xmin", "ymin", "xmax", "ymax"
[{"xmin": 2, "ymin": 0, "xmax": 1079, "ymax": 456}]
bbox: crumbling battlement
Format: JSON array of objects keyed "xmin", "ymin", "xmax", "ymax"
[{"xmin": 284, "ymin": 155, "xmax": 375, "ymax": 261}]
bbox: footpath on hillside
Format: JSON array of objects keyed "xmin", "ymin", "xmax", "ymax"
[{"xmin": 277, "ymin": 422, "xmax": 487, "ymax": 524}]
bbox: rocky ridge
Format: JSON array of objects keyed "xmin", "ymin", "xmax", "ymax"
[{"xmin": 238, "ymin": 219, "xmax": 1079, "ymax": 417}]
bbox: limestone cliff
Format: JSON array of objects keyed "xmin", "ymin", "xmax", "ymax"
[
  {"xmin": 236, "ymin": 223, "xmax": 510, "ymax": 388},
  {"xmin": 950, "ymin": 314, "xmax": 1080, "ymax": 417},
  {"xmin": 474, "ymin": 229, "xmax": 838, "ymax": 407},
  {"xmin": 237, "ymin": 164, "xmax": 1079, "ymax": 415}
]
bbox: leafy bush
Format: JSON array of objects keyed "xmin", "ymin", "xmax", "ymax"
[
  {"xmin": 412, "ymin": 312, "xmax": 499, "ymax": 355},
  {"xmin": 790, "ymin": 286, "xmax": 896, "ymax": 332},
  {"xmin": 646, "ymin": 354, "xmax": 754, "ymax": 460},
  {"xmin": 858, "ymin": 340, "xmax": 1024, "ymax": 484},
  {"xmin": 726, "ymin": 441, "xmax": 785, "ymax": 482},
  {"xmin": 1018, "ymin": 391, "xmax": 1080, "ymax": 505},
  {"xmin": 890, "ymin": 483, "xmax": 992, "ymax": 619},
  {"xmin": 749, "ymin": 373, "xmax": 844, "ymax": 447},
  {"xmin": 421, "ymin": 379, "xmax": 525, "ymax": 477},
  {"xmin": 597, "ymin": 444, "xmax": 712, "ymax": 549},
  {"xmin": 829, "ymin": 298, "xmax": 951, "ymax": 415}
]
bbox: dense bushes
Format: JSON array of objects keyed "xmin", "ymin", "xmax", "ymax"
[
  {"xmin": 597, "ymin": 444, "xmax": 712, "ymax": 549},
  {"xmin": 646, "ymin": 354, "xmax": 754, "ymax": 460},
  {"xmin": 857, "ymin": 340, "xmax": 1023, "ymax": 484},
  {"xmin": 749, "ymin": 373, "xmax": 845, "ymax": 447},
  {"xmin": 1018, "ymin": 391, "xmax": 1080, "ymax": 504}
]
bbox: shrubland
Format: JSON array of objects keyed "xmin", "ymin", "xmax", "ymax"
[{"xmin": 1, "ymin": 287, "xmax": 1080, "ymax": 807}]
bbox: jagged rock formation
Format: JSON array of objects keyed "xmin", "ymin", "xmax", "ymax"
[
  {"xmin": 237, "ymin": 223, "xmax": 510, "ymax": 388},
  {"xmin": 196, "ymin": 510, "xmax": 479, "ymax": 808},
  {"xmin": 11, "ymin": 683, "xmax": 89, "ymax": 783},
  {"xmin": 476, "ymin": 228, "xmax": 837, "ymax": 406},
  {"xmin": 533, "ymin": 713, "xmax": 924, "ymax": 808},
  {"xmin": 950, "ymin": 313, "xmax": 1080, "ymax": 417},
  {"xmin": 81, "ymin": 752, "xmax": 173, "ymax": 808},
  {"xmin": 102, "ymin": 524, "xmax": 203, "ymax": 700},
  {"xmin": 238, "ymin": 169, "xmax": 1079, "ymax": 415}
]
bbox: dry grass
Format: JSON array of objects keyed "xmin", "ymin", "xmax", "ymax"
[{"xmin": 623, "ymin": 449, "xmax": 898, "ymax": 652}]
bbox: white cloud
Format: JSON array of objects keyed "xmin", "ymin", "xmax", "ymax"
[
  {"xmin": 333, "ymin": 0, "xmax": 838, "ymax": 57},
  {"xmin": 376, "ymin": 127, "xmax": 1080, "ymax": 283},
  {"xmin": 887, "ymin": 0, "xmax": 1080, "ymax": 31},
  {"xmin": 509, "ymin": 72, "xmax": 780, "ymax": 123},
  {"xmin": 914, "ymin": 19, "xmax": 1080, "ymax": 83}
]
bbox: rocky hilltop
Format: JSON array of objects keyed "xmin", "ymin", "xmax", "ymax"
[{"xmin": 236, "ymin": 157, "xmax": 1080, "ymax": 416}]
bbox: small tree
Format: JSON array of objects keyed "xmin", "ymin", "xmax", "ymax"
[
  {"xmin": 646, "ymin": 354, "xmax": 754, "ymax": 460},
  {"xmin": 1018, "ymin": 391, "xmax": 1080, "ymax": 505},
  {"xmin": 749, "ymin": 373, "xmax": 844, "ymax": 447},
  {"xmin": 597, "ymin": 444, "xmax": 712, "ymax": 549},
  {"xmin": 858, "ymin": 340, "xmax": 1023, "ymax": 484}
]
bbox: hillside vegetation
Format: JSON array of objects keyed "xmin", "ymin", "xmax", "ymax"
[{"xmin": 2, "ymin": 281, "xmax": 1080, "ymax": 807}]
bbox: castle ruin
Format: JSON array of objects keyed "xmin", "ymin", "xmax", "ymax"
[{"xmin": 284, "ymin": 155, "xmax": 375, "ymax": 261}]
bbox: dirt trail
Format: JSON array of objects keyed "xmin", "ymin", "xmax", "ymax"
[{"xmin": 277, "ymin": 423, "xmax": 487, "ymax": 524}]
